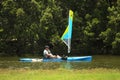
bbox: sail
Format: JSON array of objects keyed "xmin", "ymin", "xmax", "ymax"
[{"xmin": 61, "ymin": 10, "xmax": 73, "ymax": 53}]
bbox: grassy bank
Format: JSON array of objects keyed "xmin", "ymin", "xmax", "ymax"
[{"xmin": 0, "ymin": 68, "xmax": 120, "ymax": 80}]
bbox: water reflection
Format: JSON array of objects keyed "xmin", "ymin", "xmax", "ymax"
[
  {"xmin": 0, "ymin": 61, "xmax": 120, "ymax": 70},
  {"xmin": 62, "ymin": 62, "xmax": 72, "ymax": 69},
  {"xmin": 61, "ymin": 61, "xmax": 120, "ymax": 70}
]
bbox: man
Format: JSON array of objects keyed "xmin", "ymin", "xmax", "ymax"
[{"xmin": 43, "ymin": 45, "xmax": 61, "ymax": 59}]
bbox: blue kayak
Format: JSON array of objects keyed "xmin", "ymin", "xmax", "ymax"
[{"xmin": 20, "ymin": 56, "xmax": 92, "ymax": 62}]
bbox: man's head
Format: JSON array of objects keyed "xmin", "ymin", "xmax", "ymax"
[{"xmin": 45, "ymin": 45, "xmax": 49, "ymax": 49}]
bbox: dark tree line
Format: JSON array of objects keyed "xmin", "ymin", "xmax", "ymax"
[{"xmin": 0, "ymin": 0, "xmax": 120, "ymax": 56}]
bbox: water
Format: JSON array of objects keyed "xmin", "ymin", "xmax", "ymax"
[
  {"xmin": 0, "ymin": 55, "xmax": 120, "ymax": 70},
  {"xmin": 0, "ymin": 61, "xmax": 120, "ymax": 70}
]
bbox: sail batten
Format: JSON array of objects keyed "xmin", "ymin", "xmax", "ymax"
[{"xmin": 61, "ymin": 10, "xmax": 73, "ymax": 53}]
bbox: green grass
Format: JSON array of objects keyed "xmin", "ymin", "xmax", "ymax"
[{"xmin": 0, "ymin": 68, "xmax": 120, "ymax": 80}]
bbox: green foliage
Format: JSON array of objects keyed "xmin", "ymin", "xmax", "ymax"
[
  {"xmin": 16, "ymin": 8, "xmax": 25, "ymax": 16},
  {"xmin": 99, "ymin": 28, "xmax": 113, "ymax": 44},
  {"xmin": 112, "ymin": 32, "xmax": 120, "ymax": 53},
  {"xmin": 0, "ymin": 0, "xmax": 120, "ymax": 56}
]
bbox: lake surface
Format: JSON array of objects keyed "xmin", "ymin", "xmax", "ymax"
[{"xmin": 0, "ymin": 55, "xmax": 120, "ymax": 70}]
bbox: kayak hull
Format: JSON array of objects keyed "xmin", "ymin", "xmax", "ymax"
[{"xmin": 20, "ymin": 56, "xmax": 92, "ymax": 62}]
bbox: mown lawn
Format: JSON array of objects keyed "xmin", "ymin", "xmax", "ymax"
[{"xmin": 0, "ymin": 68, "xmax": 120, "ymax": 80}]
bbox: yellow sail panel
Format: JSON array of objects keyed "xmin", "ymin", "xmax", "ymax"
[{"xmin": 61, "ymin": 26, "xmax": 68, "ymax": 40}]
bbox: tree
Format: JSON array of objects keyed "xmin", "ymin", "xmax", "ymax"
[{"xmin": 107, "ymin": 0, "xmax": 120, "ymax": 54}]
